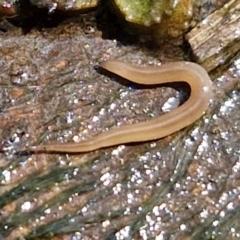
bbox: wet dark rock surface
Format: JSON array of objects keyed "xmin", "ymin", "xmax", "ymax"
[{"xmin": 1, "ymin": 2, "xmax": 240, "ymax": 239}]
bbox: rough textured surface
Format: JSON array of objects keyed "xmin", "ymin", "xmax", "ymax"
[
  {"xmin": 29, "ymin": 0, "xmax": 99, "ymax": 11},
  {"xmin": 187, "ymin": 0, "xmax": 240, "ymax": 72},
  {"xmin": 109, "ymin": 0, "xmax": 194, "ymax": 41},
  {"xmin": 1, "ymin": 1, "xmax": 240, "ymax": 240},
  {"xmin": 0, "ymin": 0, "xmax": 229, "ymax": 41},
  {"xmin": 113, "ymin": 0, "xmax": 192, "ymax": 26},
  {"xmin": 0, "ymin": 0, "xmax": 16, "ymax": 17}
]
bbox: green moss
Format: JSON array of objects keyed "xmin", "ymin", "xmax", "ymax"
[
  {"xmin": 112, "ymin": 0, "xmax": 194, "ymax": 39},
  {"xmin": 115, "ymin": 0, "xmax": 170, "ymax": 26}
]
